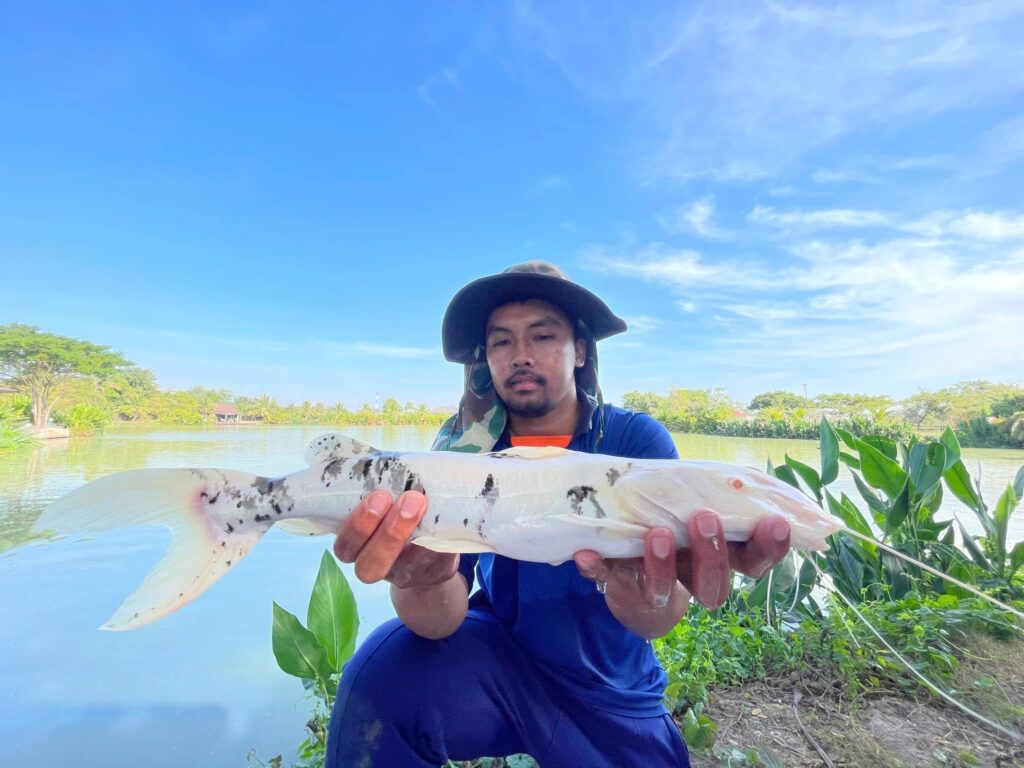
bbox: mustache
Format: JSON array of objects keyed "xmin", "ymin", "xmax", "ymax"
[{"xmin": 506, "ymin": 372, "xmax": 545, "ymax": 388}]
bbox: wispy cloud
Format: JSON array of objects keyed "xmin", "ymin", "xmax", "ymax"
[
  {"xmin": 586, "ymin": 205, "xmax": 1024, "ymax": 391},
  {"xmin": 621, "ymin": 314, "xmax": 662, "ymax": 333},
  {"xmin": 418, "ymin": 67, "xmax": 460, "ymax": 106},
  {"xmin": 749, "ymin": 205, "xmax": 892, "ymax": 229},
  {"xmin": 657, "ymin": 197, "xmax": 730, "ymax": 239}
]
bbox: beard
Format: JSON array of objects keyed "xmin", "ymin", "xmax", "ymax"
[{"xmin": 501, "ymin": 374, "xmax": 552, "ymax": 418}]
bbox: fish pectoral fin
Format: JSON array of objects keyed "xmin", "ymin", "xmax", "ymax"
[
  {"xmin": 552, "ymin": 514, "xmax": 649, "ymax": 538},
  {"xmin": 412, "ymin": 535, "xmax": 496, "ymax": 554},
  {"xmin": 277, "ymin": 518, "xmax": 337, "ymax": 536},
  {"xmin": 485, "ymin": 446, "xmax": 575, "ymax": 459},
  {"xmin": 304, "ymin": 433, "xmax": 378, "ymax": 467}
]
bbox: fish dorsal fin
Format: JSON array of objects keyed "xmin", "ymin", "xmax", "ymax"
[
  {"xmin": 486, "ymin": 446, "xmax": 574, "ymax": 460},
  {"xmin": 305, "ymin": 433, "xmax": 377, "ymax": 467}
]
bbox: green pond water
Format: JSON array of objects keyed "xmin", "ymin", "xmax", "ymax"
[{"xmin": 1, "ymin": 426, "xmax": 1021, "ymax": 767}]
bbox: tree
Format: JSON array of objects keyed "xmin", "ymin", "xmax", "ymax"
[
  {"xmin": 748, "ymin": 390, "xmax": 812, "ymax": 412},
  {"xmin": 0, "ymin": 324, "xmax": 133, "ymax": 428}
]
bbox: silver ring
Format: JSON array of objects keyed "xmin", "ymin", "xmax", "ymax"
[{"xmin": 595, "ymin": 580, "xmax": 607, "ymax": 595}]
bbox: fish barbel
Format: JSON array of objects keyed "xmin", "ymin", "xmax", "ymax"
[{"xmin": 34, "ymin": 433, "xmax": 842, "ymax": 631}]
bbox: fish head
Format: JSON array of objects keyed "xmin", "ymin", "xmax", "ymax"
[{"xmin": 673, "ymin": 462, "xmax": 843, "ymax": 551}]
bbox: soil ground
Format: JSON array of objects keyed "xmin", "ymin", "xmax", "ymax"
[{"xmin": 684, "ymin": 635, "xmax": 1024, "ymax": 768}]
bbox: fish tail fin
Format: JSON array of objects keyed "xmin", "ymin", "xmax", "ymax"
[{"xmin": 35, "ymin": 468, "xmax": 267, "ymax": 631}]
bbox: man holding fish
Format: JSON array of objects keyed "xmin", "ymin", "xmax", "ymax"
[{"xmin": 326, "ymin": 262, "xmax": 792, "ymax": 767}]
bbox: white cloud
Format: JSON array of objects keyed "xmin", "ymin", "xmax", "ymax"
[
  {"xmin": 811, "ymin": 169, "xmax": 880, "ymax": 185},
  {"xmin": 586, "ymin": 205, "xmax": 1024, "ymax": 392},
  {"xmin": 749, "ymin": 205, "xmax": 892, "ymax": 229},
  {"xmin": 657, "ymin": 197, "xmax": 730, "ymax": 239},
  {"xmin": 509, "ymin": 1, "xmax": 1024, "ymax": 180},
  {"xmin": 621, "ymin": 314, "xmax": 662, "ymax": 332},
  {"xmin": 418, "ymin": 67, "xmax": 460, "ymax": 106}
]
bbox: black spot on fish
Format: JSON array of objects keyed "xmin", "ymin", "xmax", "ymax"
[
  {"xmin": 255, "ymin": 513, "xmax": 271, "ymax": 522},
  {"xmin": 433, "ymin": 513, "xmax": 440, "ymax": 525},
  {"xmin": 236, "ymin": 501, "xmax": 242, "ymax": 508},
  {"xmin": 271, "ymin": 501, "xmax": 283, "ymax": 516},
  {"xmin": 480, "ymin": 474, "xmax": 498, "ymax": 500},
  {"xmin": 226, "ymin": 560, "xmax": 232, "ymax": 567},
  {"xmin": 238, "ymin": 519, "xmax": 244, "ymax": 525},
  {"xmin": 463, "ymin": 518, "xmax": 468, "ymax": 527},
  {"xmin": 477, "ymin": 519, "xmax": 486, "ymax": 539},
  {"xmin": 220, "ymin": 541, "xmax": 226, "ymax": 548},
  {"xmin": 606, "ymin": 468, "xmax": 621, "ymax": 486},
  {"xmin": 566, "ymin": 485, "xmax": 607, "ymax": 518},
  {"xmin": 200, "ymin": 491, "xmax": 208, "ymax": 501},
  {"xmin": 226, "ymin": 523, "xmax": 234, "ymax": 533}
]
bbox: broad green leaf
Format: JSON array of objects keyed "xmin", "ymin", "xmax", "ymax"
[
  {"xmin": 824, "ymin": 489, "xmax": 873, "ymax": 543},
  {"xmin": 837, "ymin": 542, "xmax": 864, "ymax": 593},
  {"xmin": 993, "ymin": 484, "xmax": 1018, "ymax": 564},
  {"xmin": 819, "ymin": 418, "xmax": 840, "ymax": 486},
  {"xmin": 908, "ymin": 442, "xmax": 945, "ymax": 501},
  {"xmin": 943, "ymin": 459, "xmax": 986, "ymax": 516},
  {"xmin": 307, "ymin": 550, "xmax": 360, "ymax": 670},
  {"xmin": 861, "ymin": 435, "xmax": 897, "ymax": 461},
  {"xmin": 852, "ymin": 472, "xmax": 887, "ymax": 522},
  {"xmin": 1009, "ymin": 541, "xmax": 1024, "ymax": 579},
  {"xmin": 772, "ymin": 463, "xmax": 800, "ymax": 491},
  {"xmin": 1015, "ymin": 465, "xmax": 1024, "ymax": 501},
  {"xmin": 856, "ymin": 439, "xmax": 908, "ymax": 499},
  {"xmin": 272, "ymin": 602, "xmax": 333, "ymax": 686},
  {"xmin": 785, "ymin": 455, "xmax": 822, "ymax": 502},
  {"xmin": 835, "ymin": 426, "xmax": 858, "ymax": 450},
  {"xmin": 938, "ymin": 427, "xmax": 961, "ymax": 470},
  {"xmin": 955, "ymin": 521, "xmax": 991, "ymax": 569},
  {"xmin": 839, "ymin": 451, "xmax": 861, "ymax": 471},
  {"xmin": 885, "ymin": 482, "xmax": 910, "ymax": 533}
]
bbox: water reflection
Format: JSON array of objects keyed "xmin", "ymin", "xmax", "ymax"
[{"xmin": 0, "ymin": 426, "xmax": 1021, "ymax": 767}]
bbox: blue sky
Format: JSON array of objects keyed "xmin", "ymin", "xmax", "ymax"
[{"xmin": 3, "ymin": 1, "xmax": 1023, "ymax": 409}]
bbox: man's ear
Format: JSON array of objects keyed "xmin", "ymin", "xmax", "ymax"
[{"xmin": 574, "ymin": 338, "xmax": 586, "ymax": 367}]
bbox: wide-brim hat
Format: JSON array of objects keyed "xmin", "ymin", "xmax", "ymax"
[{"xmin": 441, "ymin": 261, "xmax": 628, "ymax": 363}]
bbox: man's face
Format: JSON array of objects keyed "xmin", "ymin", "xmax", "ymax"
[{"xmin": 485, "ymin": 299, "xmax": 586, "ymax": 420}]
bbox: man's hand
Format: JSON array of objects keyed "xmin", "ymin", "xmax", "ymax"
[
  {"xmin": 333, "ymin": 490, "xmax": 457, "ymax": 587},
  {"xmin": 333, "ymin": 490, "xmax": 468, "ymax": 639},
  {"xmin": 574, "ymin": 509, "xmax": 791, "ymax": 639}
]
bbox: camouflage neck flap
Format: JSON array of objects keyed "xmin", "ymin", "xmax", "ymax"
[{"xmin": 432, "ymin": 324, "xmax": 604, "ymax": 453}]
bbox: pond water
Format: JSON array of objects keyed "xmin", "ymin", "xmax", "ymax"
[{"xmin": 1, "ymin": 426, "xmax": 1021, "ymax": 767}]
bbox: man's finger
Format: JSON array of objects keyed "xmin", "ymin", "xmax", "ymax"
[
  {"xmin": 353, "ymin": 491, "xmax": 427, "ymax": 584},
  {"xmin": 574, "ymin": 550, "xmax": 611, "ymax": 585},
  {"xmin": 732, "ymin": 515, "xmax": 790, "ymax": 579},
  {"xmin": 642, "ymin": 529, "xmax": 677, "ymax": 610},
  {"xmin": 334, "ymin": 491, "xmax": 392, "ymax": 563},
  {"xmin": 685, "ymin": 509, "xmax": 730, "ymax": 609}
]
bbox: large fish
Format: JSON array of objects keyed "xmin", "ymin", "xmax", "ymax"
[{"xmin": 34, "ymin": 433, "xmax": 842, "ymax": 631}]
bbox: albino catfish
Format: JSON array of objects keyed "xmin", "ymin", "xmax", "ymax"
[{"xmin": 35, "ymin": 432, "xmax": 844, "ymax": 631}]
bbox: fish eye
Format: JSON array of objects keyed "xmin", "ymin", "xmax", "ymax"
[{"xmin": 729, "ymin": 478, "xmax": 744, "ymax": 490}]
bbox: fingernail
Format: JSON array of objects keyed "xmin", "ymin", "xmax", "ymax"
[
  {"xmin": 696, "ymin": 512, "xmax": 718, "ymax": 539},
  {"xmin": 652, "ymin": 536, "xmax": 672, "ymax": 560},
  {"xmin": 366, "ymin": 493, "xmax": 389, "ymax": 517},
  {"xmin": 399, "ymin": 493, "xmax": 424, "ymax": 520},
  {"xmin": 771, "ymin": 519, "xmax": 789, "ymax": 543},
  {"xmin": 652, "ymin": 588, "xmax": 670, "ymax": 610}
]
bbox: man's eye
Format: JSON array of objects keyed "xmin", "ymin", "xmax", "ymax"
[
  {"xmin": 489, "ymin": 339, "xmax": 509, "ymax": 347},
  {"xmin": 535, "ymin": 334, "xmax": 554, "ymax": 342}
]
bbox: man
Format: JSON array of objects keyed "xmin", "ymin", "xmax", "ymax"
[{"xmin": 326, "ymin": 262, "xmax": 791, "ymax": 767}]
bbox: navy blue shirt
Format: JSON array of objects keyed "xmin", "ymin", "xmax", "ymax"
[{"xmin": 456, "ymin": 404, "xmax": 679, "ymax": 716}]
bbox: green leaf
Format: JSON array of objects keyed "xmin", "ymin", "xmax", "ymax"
[
  {"xmin": 824, "ymin": 490, "xmax": 873, "ymax": 543},
  {"xmin": 1009, "ymin": 541, "xmax": 1024, "ymax": 579},
  {"xmin": 772, "ymin": 464, "xmax": 800, "ymax": 491},
  {"xmin": 939, "ymin": 427, "xmax": 961, "ymax": 470},
  {"xmin": 1014, "ymin": 465, "xmax": 1024, "ymax": 501},
  {"xmin": 861, "ymin": 435, "xmax": 897, "ymax": 461},
  {"xmin": 839, "ymin": 451, "xmax": 861, "ymax": 471},
  {"xmin": 856, "ymin": 438, "xmax": 908, "ymax": 499},
  {"xmin": 956, "ymin": 521, "xmax": 991, "ymax": 569},
  {"xmin": 908, "ymin": 442, "xmax": 946, "ymax": 501},
  {"xmin": 785, "ymin": 454, "xmax": 822, "ymax": 502},
  {"xmin": 943, "ymin": 459, "xmax": 986, "ymax": 516},
  {"xmin": 885, "ymin": 482, "xmax": 910, "ymax": 534},
  {"xmin": 993, "ymin": 484, "xmax": 1019, "ymax": 565},
  {"xmin": 272, "ymin": 602, "xmax": 334, "ymax": 686},
  {"xmin": 307, "ymin": 551, "xmax": 360, "ymax": 670},
  {"xmin": 852, "ymin": 472, "xmax": 887, "ymax": 521},
  {"xmin": 835, "ymin": 426, "xmax": 858, "ymax": 450},
  {"xmin": 819, "ymin": 418, "xmax": 840, "ymax": 486}
]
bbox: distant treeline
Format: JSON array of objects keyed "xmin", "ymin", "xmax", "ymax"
[{"xmin": 622, "ymin": 381, "xmax": 1024, "ymax": 448}]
